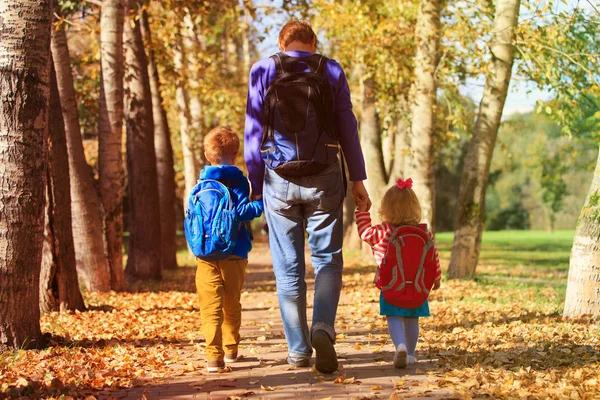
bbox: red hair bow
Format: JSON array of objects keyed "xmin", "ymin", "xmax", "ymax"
[{"xmin": 397, "ymin": 178, "xmax": 413, "ymax": 190}]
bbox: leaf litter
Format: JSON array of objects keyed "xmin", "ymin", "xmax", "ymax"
[{"xmin": 0, "ymin": 257, "xmax": 598, "ymax": 399}]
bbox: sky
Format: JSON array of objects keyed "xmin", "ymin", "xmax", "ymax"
[{"xmin": 253, "ymin": 0, "xmax": 596, "ymax": 116}]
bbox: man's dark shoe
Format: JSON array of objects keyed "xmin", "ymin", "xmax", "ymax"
[{"xmin": 311, "ymin": 330, "xmax": 338, "ymax": 373}]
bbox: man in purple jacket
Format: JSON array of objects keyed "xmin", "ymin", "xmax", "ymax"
[{"xmin": 244, "ymin": 20, "xmax": 370, "ymax": 373}]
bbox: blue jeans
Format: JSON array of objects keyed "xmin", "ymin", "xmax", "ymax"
[{"xmin": 263, "ymin": 163, "xmax": 344, "ymax": 359}]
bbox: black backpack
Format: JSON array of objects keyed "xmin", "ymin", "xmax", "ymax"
[{"xmin": 261, "ymin": 52, "xmax": 341, "ymax": 177}]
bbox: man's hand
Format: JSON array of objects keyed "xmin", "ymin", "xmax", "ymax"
[
  {"xmin": 352, "ymin": 180, "xmax": 371, "ymax": 212},
  {"xmin": 433, "ymin": 279, "xmax": 441, "ymax": 290}
]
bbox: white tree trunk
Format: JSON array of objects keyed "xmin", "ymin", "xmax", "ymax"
[
  {"xmin": 448, "ymin": 0, "xmax": 521, "ymax": 279},
  {"xmin": 563, "ymin": 149, "xmax": 600, "ymax": 317},
  {"xmin": 174, "ymin": 30, "xmax": 199, "ymax": 205},
  {"xmin": 407, "ymin": 0, "xmax": 441, "ymax": 229},
  {"xmin": 360, "ymin": 77, "xmax": 387, "ymax": 224}
]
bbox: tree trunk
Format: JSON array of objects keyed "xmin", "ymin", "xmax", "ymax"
[
  {"xmin": 40, "ymin": 65, "xmax": 86, "ymax": 314},
  {"xmin": 98, "ymin": 0, "xmax": 126, "ymax": 291},
  {"xmin": 407, "ymin": 0, "xmax": 441, "ymax": 229},
  {"xmin": 141, "ymin": 9, "xmax": 178, "ymax": 270},
  {"xmin": 563, "ymin": 149, "xmax": 600, "ymax": 317},
  {"xmin": 360, "ymin": 76, "xmax": 387, "ymax": 224},
  {"xmin": 0, "ymin": 0, "xmax": 52, "ymax": 349},
  {"xmin": 123, "ymin": 2, "xmax": 162, "ymax": 280},
  {"xmin": 390, "ymin": 98, "xmax": 411, "ymax": 180},
  {"xmin": 174, "ymin": 30, "xmax": 199, "ymax": 206},
  {"xmin": 51, "ymin": 23, "xmax": 111, "ymax": 292},
  {"xmin": 448, "ymin": 0, "xmax": 521, "ymax": 279}
]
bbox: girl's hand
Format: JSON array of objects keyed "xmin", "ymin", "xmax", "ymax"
[
  {"xmin": 356, "ymin": 199, "xmax": 369, "ymax": 213},
  {"xmin": 433, "ymin": 279, "xmax": 441, "ymax": 290}
]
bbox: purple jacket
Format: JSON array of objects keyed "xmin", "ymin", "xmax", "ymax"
[{"xmin": 244, "ymin": 50, "xmax": 367, "ymax": 196}]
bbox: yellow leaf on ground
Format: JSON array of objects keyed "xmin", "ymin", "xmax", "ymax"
[{"xmin": 261, "ymin": 385, "xmax": 283, "ymax": 391}]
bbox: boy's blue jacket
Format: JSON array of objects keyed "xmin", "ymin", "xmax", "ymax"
[{"xmin": 199, "ymin": 165, "xmax": 263, "ymax": 259}]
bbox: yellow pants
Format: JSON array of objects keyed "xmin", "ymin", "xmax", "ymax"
[{"xmin": 196, "ymin": 256, "xmax": 248, "ymax": 361}]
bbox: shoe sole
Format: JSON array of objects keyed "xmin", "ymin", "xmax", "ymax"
[
  {"xmin": 312, "ymin": 331, "xmax": 338, "ymax": 374},
  {"xmin": 206, "ymin": 367, "xmax": 220, "ymax": 372},
  {"xmin": 224, "ymin": 357, "xmax": 237, "ymax": 363},
  {"xmin": 288, "ymin": 358, "xmax": 310, "ymax": 368},
  {"xmin": 394, "ymin": 348, "xmax": 408, "ymax": 369}
]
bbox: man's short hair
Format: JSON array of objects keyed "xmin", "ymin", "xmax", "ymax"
[
  {"xmin": 279, "ymin": 19, "xmax": 317, "ymax": 48},
  {"xmin": 204, "ymin": 126, "xmax": 240, "ymax": 164}
]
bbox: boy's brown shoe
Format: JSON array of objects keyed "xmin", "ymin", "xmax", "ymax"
[
  {"xmin": 206, "ymin": 360, "xmax": 225, "ymax": 372},
  {"xmin": 224, "ymin": 352, "xmax": 238, "ymax": 363}
]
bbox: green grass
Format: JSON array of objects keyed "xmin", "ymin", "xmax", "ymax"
[
  {"xmin": 434, "ymin": 230, "xmax": 574, "ymax": 309},
  {"xmin": 435, "ymin": 230, "xmax": 573, "ymax": 270}
]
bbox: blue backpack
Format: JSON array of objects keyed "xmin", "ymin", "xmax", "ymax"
[
  {"xmin": 261, "ymin": 52, "xmax": 341, "ymax": 177},
  {"xmin": 184, "ymin": 179, "xmax": 239, "ymax": 260}
]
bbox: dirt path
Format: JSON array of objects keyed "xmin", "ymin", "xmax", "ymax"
[{"xmin": 108, "ymin": 243, "xmax": 457, "ymax": 400}]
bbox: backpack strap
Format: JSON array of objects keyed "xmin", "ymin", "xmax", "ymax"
[
  {"xmin": 381, "ymin": 227, "xmax": 404, "ymax": 291},
  {"xmin": 272, "ymin": 52, "xmax": 328, "ymax": 75},
  {"xmin": 413, "ymin": 228, "xmax": 434, "ymax": 295}
]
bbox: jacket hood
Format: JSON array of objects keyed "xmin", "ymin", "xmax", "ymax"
[{"xmin": 200, "ymin": 165, "xmax": 245, "ymax": 182}]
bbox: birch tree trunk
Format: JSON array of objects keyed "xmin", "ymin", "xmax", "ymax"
[
  {"xmin": 448, "ymin": 0, "xmax": 521, "ymax": 279},
  {"xmin": 360, "ymin": 77, "xmax": 387, "ymax": 223},
  {"xmin": 40, "ymin": 66, "xmax": 86, "ymax": 314},
  {"xmin": 123, "ymin": 3, "xmax": 162, "ymax": 280},
  {"xmin": 141, "ymin": 9, "xmax": 178, "ymax": 270},
  {"xmin": 563, "ymin": 149, "xmax": 600, "ymax": 317},
  {"xmin": 0, "ymin": 0, "xmax": 52, "ymax": 349},
  {"xmin": 174, "ymin": 30, "xmax": 199, "ymax": 206},
  {"xmin": 51, "ymin": 23, "xmax": 111, "ymax": 292},
  {"xmin": 407, "ymin": 0, "xmax": 441, "ymax": 229},
  {"xmin": 98, "ymin": 0, "xmax": 126, "ymax": 291}
]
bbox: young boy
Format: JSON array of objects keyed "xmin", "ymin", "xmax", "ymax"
[{"xmin": 195, "ymin": 126, "xmax": 263, "ymax": 372}]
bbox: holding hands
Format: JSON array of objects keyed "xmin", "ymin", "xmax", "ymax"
[{"xmin": 352, "ymin": 180, "xmax": 371, "ymax": 212}]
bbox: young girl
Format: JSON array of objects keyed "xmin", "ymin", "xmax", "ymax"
[{"xmin": 355, "ymin": 178, "xmax": 441, "ymax": 369}]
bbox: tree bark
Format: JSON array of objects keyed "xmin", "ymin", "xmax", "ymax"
[
  {"xmin": 448, "ymin": 0, "xmax": 521, "ymax": 279},
  {"xmin": 174, "ymin": 30, "xmax": 199, "ymax": 205},
  {"xmin": 563, "ymin": 149, "xmax": 600, "ymax": 317},
  {"xmin": 360, "ymin": 76, "xmax": 387, "ymax": 224},
  {"xmin": 0, "ymin": 0, "xmax": 52, "ymax": 349},
  {"xmin": 40, "ymin": 65, "xmax": 86, "ymax": 314},
  {"xmin": 407, "ymin": 0, "xmax": 441, "ymax": 229},
  {"xmin": 390, "ymin": 98, "xmax": 411, "ymax": 180},
  {"xmin": 123, "ymin": 2, "xmax": 162, "ymax": 280},
  {"xmin": 51, "ymin": 23, "xmax": 111, "ymax": 292},
  {"xmin": 98, "ymin": 0, "xmax": 126, "ymax": 291},
  {"xmin": 141, "ymin": 9, "xmax": 178, "ymax": 270}
]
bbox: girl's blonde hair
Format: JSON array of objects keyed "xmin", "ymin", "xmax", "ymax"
[{"xmin": 379, "ymin": 183, "xmax": 422, "ymax": 226}]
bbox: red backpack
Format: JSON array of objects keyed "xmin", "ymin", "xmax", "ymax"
[{"xmin": 376, "ymin": 224, "xmax": 437, "ymax": 309}]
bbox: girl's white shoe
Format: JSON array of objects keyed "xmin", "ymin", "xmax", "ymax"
[
  {"xmin": 393, "ymin": 344, "xmax": 408, "ymax": 369},
  {"xmin": 407, "ymin": 355, "xmax": 416, "ymax": 365}
]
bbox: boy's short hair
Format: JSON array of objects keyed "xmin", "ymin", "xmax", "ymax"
[
  {"xmin": 204, "ymin": 126, "xmax": 240, "ymax": 164},
  {"xmin": 279, "ymin": 19, "xmax": 317, "ymax": 48}
]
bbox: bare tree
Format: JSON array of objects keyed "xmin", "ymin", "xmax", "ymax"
[
  {"xmin": 407, "ymin": 0, "xmax": 442, "ymax": 229},
  {"xmin": 563, "ymin": 149, "xmax": 600, "ymax": 317},
  {"xmin": 123, "ymin": 2, "xmax": 162, "ymax": 280},
  {"xmin": 98, "ymin": 0, "xmax": 126, "ymax": 291},
  {"xmin": 51, "ymin": 22, "xmax": 111, "ymax": 291},
  {"xmin": 448, "ymin": 0, "xmax": 521, "ymax": 279},
  {"xmin": 0, "ymin": 0, "xmax": 52, "ymax": 349},
  {"xmin": 141, "ymin": 9, "xmax": 178, "ymax": 270},
  {"xmin": 40, "ymin": 65, "xmax": 86, "ymax": 314}
]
